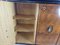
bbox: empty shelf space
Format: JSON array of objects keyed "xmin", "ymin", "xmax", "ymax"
[
  {"xmin": 16, "ymin": 24, "xmax": 34, "ymax": 32},
  {"xmin": 16, "ymin": 19, "xmax": 35, "ymax": 24},
  {"xmin": 16, "ymin": 32, "xmax": 34, "ymax": 44},
  {"xmin": 15, "ymin": 15, "xmax": 35, "ymax": 20}
]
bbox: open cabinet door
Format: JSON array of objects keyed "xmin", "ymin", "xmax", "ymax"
[{"xmin": 0, "ymin": 1, "xmax": 16, "ymax": 45}]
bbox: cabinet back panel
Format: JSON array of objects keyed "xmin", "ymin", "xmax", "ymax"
[{"xmin": 15, "ymin": 3, "xmax": 36, "ymax": 15}]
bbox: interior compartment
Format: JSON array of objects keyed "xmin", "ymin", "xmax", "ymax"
[
  {"xmin": 16, "ymin": 32, "xmax": 34, "ymax": 44},
  {"xmin": 15, "ymin": 3, "xmax": 36, "ymax": 44},
  {"xmin": 16, "ymin": 24, "xmax": 34, "ymax": 32}
]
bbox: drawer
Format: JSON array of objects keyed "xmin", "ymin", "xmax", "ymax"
[
  {"xmin": 37, "ymin": 4, "xmax": 60, "ymax": 34},
  {"xmin": 36, "ymin": 33, "xmax": 59, "ymax": 45}
]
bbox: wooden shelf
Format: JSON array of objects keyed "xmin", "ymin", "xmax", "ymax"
[
  {"xmin": 16, "ymin": 24, "xmax": 34, "ymax": 32},
  {"xmin": 16, "ymin": 32, "xmax": 34, "ymax": 44},
  {"xmin": 15, "ymin": 3, "xmax": 36, "ymax": 44},
  {"xmin": 15, "ymin": 15, "xmax": 35, "ymax": 20}
]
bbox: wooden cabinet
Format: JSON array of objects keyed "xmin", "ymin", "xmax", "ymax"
[
  {"xmin": 15, "ymin": 3, "xmax": 60, "ymax": 45},
  {"xmin": 1, "ymin": 2, "xmax": 60, "ymax": 45}
]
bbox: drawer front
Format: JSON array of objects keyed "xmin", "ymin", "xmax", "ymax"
[
  {"xmin": 37, "ymin": 4, "xmax": 60, "ymax": 34},
  {"xmin": 36, "ymin": 33, "xmax": 59, "ymax": 45}
]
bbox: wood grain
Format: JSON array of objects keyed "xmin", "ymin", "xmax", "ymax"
[
  {"xmin": 36, "ymin": 4, "xmax": 60, "ymax": 45},
  {"xmin": 16, "ymin": 32, "xmax": 34, "ymax": 44},
  {"xmin": 36, "ymin": 33, "xmax": 59, "ymax": 45},
  {"xmin": 15, "ymin": 15, "xmax": 35, "ymax": 24},
  {"xmin": 15, "ymin": 3, "xmax": 36, "ymax": 15},
  {"xmin": 37, "ymin": 4, "xmax": 60, "ymax": 34},
  {"xmin": 16, "ymin": 24, "xmax": 34, "ymax": 32}
]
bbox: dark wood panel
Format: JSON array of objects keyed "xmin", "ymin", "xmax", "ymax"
[
  {"xmin": 37, "ymin": 4, "xmax": 60, "ymax": 34},
  {"xmin": 36, "ymin": 4, "xmax": 60, "ymax": 45},
  {"xmin": 47, "ymin": 4, "xmax": 60, "ymax": 34},
  {"xmin": 36, "ymin": 33, "xmax": 59, "ymax": 45}
]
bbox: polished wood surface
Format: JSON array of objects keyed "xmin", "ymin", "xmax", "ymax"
[
  {"xmin": 37, "ymin": 4, "xmax": 60, "ymax": 34},
  {"xmin": 36, "ymin": 33, "xmax": 59, "ymax": 45},
  {"xmin": 36, "ymin": 4, "xmax": 60, "ymax": 45}
]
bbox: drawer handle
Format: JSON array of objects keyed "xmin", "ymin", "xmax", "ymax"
[{"xmin": 47, "ymin": 26, "xmax": 53, "ymax": 33}]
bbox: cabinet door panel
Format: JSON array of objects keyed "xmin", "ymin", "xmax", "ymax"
[
  {"xmin": 37, "ymin": 4, "xmax": 60, "ymax": 34},
  {"xmin": 47, "ymin": 4, "xmax": 60, "ymax": 34}
]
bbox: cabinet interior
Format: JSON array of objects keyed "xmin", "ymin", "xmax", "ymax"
[
  {"xmin": 16, "ymin": 32, "xmax": 34, "ymax": 44},
  {"xmin": 15, "ymin": 3, "xmax": 36, "ymax": 44}
]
